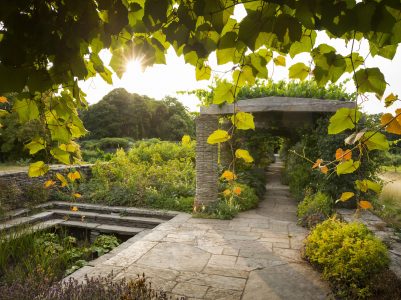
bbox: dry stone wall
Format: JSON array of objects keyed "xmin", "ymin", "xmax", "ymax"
[{"xmin": 0, "ymin": 165, "xmax": 92, "ymax": 210}]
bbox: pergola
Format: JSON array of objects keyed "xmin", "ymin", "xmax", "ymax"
[{"xmin": 195, "ymin": 97, "xmax": 355, "ymax": 207}]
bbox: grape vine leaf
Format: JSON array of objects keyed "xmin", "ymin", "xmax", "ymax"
[
  {"xmin": 207, "ymin": 129, "xmax": 230, "ymax": 144},
  {"xmin": 336, "ymin": 159, "xmax": 360, "ymax": 175},
  {"xmin": 28, "ymin": 161, "xmax": 49, "ymax": 177},
  {"xmin": 361, "ymin": 131, "xmax": 389, "ymax": 151},
  {"xmin": 235, "ymin": 149, "xmax": 254, "ymax": 163},
  {"xmin": 328, "ymin": 108, "xmax": 362, "ymax": 134},
  {"xmin": 231, "ymin": 112, "xmax": 255, "ymax": 130},
  {"xmin": 289, "ymin": 62, "xmax": 310, "ymax": 80}
]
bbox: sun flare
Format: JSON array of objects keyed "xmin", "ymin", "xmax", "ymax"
[{"xmin": 125, "ymin": 59, "xmax": 143, "ymax": 78}]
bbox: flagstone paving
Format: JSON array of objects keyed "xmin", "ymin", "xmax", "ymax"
[{"xmin": 67, "ymin": 160, "xmax": 331, "ymax": 299}]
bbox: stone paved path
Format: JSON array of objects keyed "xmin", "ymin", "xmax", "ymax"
[{"xmin": 69, "ymin": 160, "xmax": 331, "ymax": 299}]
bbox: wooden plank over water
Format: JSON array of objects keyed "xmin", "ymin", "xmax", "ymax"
[{"xmin": 200, "ymin": 97, "xmax": 355, "ymax": 115}]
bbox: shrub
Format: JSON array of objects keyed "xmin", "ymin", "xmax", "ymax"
[
  {"xmin": 234, "ymin": 183, "xmax": 259, "ymax": 211},
  {"xmin": 304, "ymin": 218, "xmax": 389, "ymax": 298},
  {"xmin": 297, "ymin": 190, "xmax": 333, "ymax": 228},
  {"xmin": 81, "ymin": 140, "xmax": 195, "ymax": 212},
  {"xmin": 41, "ymin": 274, "xmax": 172, "ymax": 300}
]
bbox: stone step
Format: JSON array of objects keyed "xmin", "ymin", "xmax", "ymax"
[
  {"xmin": 61, "ymin": 220, "xmax": 145, "ymax": 236},
  {"xmin": 0, "ymin": 211, "xmax": 54, "ymax": 232},
  {"xmin": 51, "ymin": 209, "xmax": 165, "ymax": 228},
  {"xmin": 50, "ymin": 201, "xmax": 176, "ymax": 220}
]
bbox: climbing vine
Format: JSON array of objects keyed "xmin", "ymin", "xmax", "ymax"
[{"xmin": 0, "ymin": 0, "xmax": 400, "ymax": 211}]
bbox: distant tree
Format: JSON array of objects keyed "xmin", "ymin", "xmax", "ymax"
[{"xmin": 81, "ymin": 89, "xmax": 194, "ymax": 141}]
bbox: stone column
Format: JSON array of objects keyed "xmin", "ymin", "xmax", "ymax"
[{"xmin": 195, "ymin": 114, "xmax": 219, "ymax": 208}]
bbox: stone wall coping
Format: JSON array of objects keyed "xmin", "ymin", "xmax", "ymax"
[{"xmin": 0, "ymin": 164, "xmax": 93, "ymax": 176}]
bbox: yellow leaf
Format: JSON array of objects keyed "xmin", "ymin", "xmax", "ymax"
[
  {"xmin": 71, "ymin": 206, "xmax": 79, "ymax": 211},
  {"xmin": 233, "ymin": 186, "xmax": 242, "ymax": 195},
  {"xmin": 320, "ymin": 165, "xmax": 329, "ymax": 174},
  {"xmin": 312, "ymin": 159, "xmax": 323, "ymax": 169},
  {"xmin": 182, "ymin": 135, "xmax": 191, "ymax": 145},
  {"xmin": 0, "ymin": 96, "xmax": 8, "ymax": 103},
  {"xmin": 359, "ymin": 200, "xmax": 373, "ymax": 210},
  {"xmin": 273, "ymin": 55, "xmax": 286, "ymax": 66},
  {"xmin": 73, "ymin": 193, "xmax": 82, "ymax": 198},
  {"xmin": 381, "ymin": 113, "xmax": 401, "ymax": 135},
  {"xmin": 384, "ymin": 93, "xmax": 398, "ymax": 107},
  {"xmin": 338, "ymin": 192, "xmax": 355, "ymax": 202},
  {"xmin": 44, "ymin": 180, "xmax": 56, "ymax": 188},
  {"xmin": 221, "ymin": 170, "xmax": 236, "ymax": 181},
  {"xmin": 223, "ymin": 189, "xmax": 231, "ymax": 197},
  {"xmin": 68, "ymin": 171, "xmax": 81, "ymax": 182},
  {"xmin": 231, "ymin": 112, "xmax": 255, "ymax": 130},
  {"xmin": 56, "ymin": 173, "xmax": 68, "ymax": 187},
  {"xmin": 28, "ymin": 161, "xmax": 49, "ymax": 177},
  {"xmin": 235, "ymin": 149, "xmax": 254, "ymax": 163},
  {"xmin": 335, "ymin": 148, "xmax": 352, "ymax": 161},
  {"xmin": 207, "ymin": 129, "xmax": 230, "ymax": 144}
]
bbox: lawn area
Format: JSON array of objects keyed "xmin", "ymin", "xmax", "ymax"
[
  {"xmin": 0, "ymin": 163, "xmax": 28, "ymax": 174},
  {"xmin": 377, "ymin": 171, "xmax": 401, "ymax": 229}
]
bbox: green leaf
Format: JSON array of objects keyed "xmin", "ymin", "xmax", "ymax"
[
  {"xmin": 109, "ymin": 48, "xmax": 126, "ymax": 79},
  {"xmin": 28, "ymin": 161, "xmax": 49, "ymax": 177},
  {"xmin": 232, "ymin": 65, "xmax": 255, "ymax": 87},
  {"xmin": 361, "ymin": 131, "xmax": 389, "ymax": 151},
  {"xmin": 25, "ymin": 137, "xmax": 46, "ymax": 155},
  {"xmin": 289, "ymin": 63, "xmax": 310, "ymax": 81},
  {"xmin": 50, "ymin": 147, "xmax": 71, "ymax": 165},
  {"xmin": 13, "ymin": 99, "xmax": 40, "ymax": 123},
  {"xmin": 213, "ymin": 81, "xmax": 236, "ymax": 104},
  {"xmin": 328, "ymin": 108, "xmax": 362, "ymax": 134},
  {"xmin": 355, "ymin": 179, "xmax": 381, "ymax": 193},
  {"xmin": 289, "ymin": 31, "xmax": 316, "ymax": 58},
  {"xmin": 0, "ymin": 109, "xmax": 9, "ymax": 117},
  {"xmin": 345, "ymin": 53, "xmax": 364, "ymax": 73},
  {"xmin": 231, "ymin": 112, "xmax": 255, "ymax": 130},
  {"xmin": 336, "ymin": 159, "xmax": 360, "ymax": 175},
  {"xmin": 354, "ymin": 68, "xmax": 386, "ymax": 98},
  {"xmin": 196, "ymin": 62, "xmax": 211, "ymax": 81}
]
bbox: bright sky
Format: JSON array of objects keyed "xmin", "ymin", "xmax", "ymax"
[{"xmin": 80, "ymin": 6, "xmax": 401, "ymax": 115}]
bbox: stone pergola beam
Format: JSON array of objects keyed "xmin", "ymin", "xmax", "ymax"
[{"xmin": 200, "ymin": 96, "xmax": 355, "ymax": 115}]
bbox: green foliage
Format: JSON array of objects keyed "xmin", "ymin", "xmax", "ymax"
[
  {"xmin": 79, "ymin": 137, "xmax": 134, "ymax": 162},
  {"xmin": 81, "ymin": 140, "xmax": 196, "ymax": 212},
  {"xmin": 188, "ymin": 79, "xmax": 356, "ymax": 106},
  {"xmin": 234, "ymin": 183, "xmax": 259, "ymax": 211},
  {"xmin": 284, "ymin": 117, "xmax": 382, "ymax": 205},
  {"xmin": 234, "ymin": 128, "xmax": 279, "ymax": 170},
  {"xmin": 297, "ymin": 190, "xmax": 333, "ymax": 228},
  {"xmin": 0, "ymin": 228, "xmax": 120, "ymax": 299},
  {"xmin": 81, "ymin": 89, "xmax": 194, "ymax": 141},
  {"xmin": 304, "ymin": 218, "xmax": 389, "ymax": 299}
]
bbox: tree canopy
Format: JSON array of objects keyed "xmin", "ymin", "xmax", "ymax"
[
  {"xmin": 0, "ymin": 0, "xmax": 401, "ymax": 175},
  {"xmin": 81, "ymin": 88, "xmax": 195, "ymax": 140}
]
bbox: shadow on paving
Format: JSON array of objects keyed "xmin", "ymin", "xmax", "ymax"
[{"xmin": 66, "ymin": 159, "xmax": 331, "ymax": 300}]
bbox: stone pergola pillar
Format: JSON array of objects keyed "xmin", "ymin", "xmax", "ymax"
[{"xmin": 195, "ymin": 114, "xmax": 219, "ymax": 208}]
